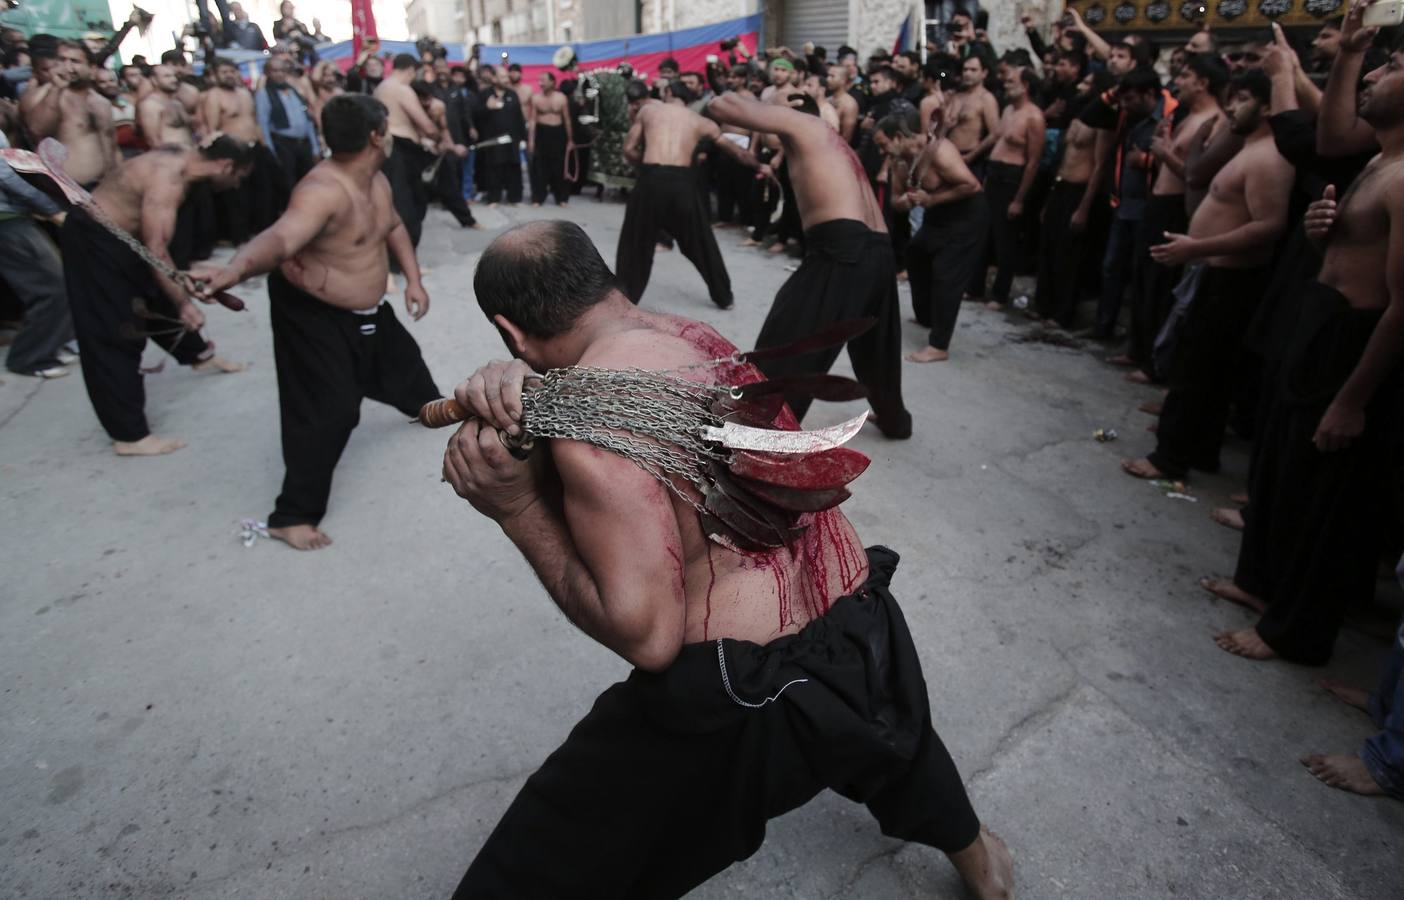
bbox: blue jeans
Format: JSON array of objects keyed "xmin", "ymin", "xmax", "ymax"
[
  {"xmin": 1095, "ymin": 215, "xmax": 1140, "ymax": 337},
  {"xmin": 462, "ymin": 152, "xmax": 475, "ymax": 200},
  {"xmin": 1362, "ymin": 562, "xmax": 1404, "ymax": 798}
]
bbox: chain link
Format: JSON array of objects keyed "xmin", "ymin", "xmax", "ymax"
[
  {"xmin": 78, "ymin": 198, "xmax": 186, "ymax": 284},
  {"xmin": 518, "ymin": 367, "xmax": 739, "ymax": 513}
]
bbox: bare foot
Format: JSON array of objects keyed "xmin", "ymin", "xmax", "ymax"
[
  {"xmin": 1199, "ymin": 577, "xmax": 1266, "ymax": 614},
  {"xmin": 767, "ymin": 242, "xmax": 786, "ymax": 254},
  {"xmin": 1230, "ymin": 491, "xmax": 1249, "ymax": 505},
  {"xmin": 896, "ymin": 270, "xmax": 909, "ymax": 283},
  {"xmin": 1210, "ymin": 507, "xmax": 1244, "ymax": 531},
  {"xmin": 114, "ymin": 435, "xmax": 186, "ymax": 456},
  {"xmin": 657, "ymin": 242, "xmax": 673, "ymax": 252},
  {"xmin": 192, "ymin": 356, "xmax": 248, "ymax": 374},
  {"xmin": 1106, "ymin": 353, "xmax": 1136, "ymax": 367},
  {"xmin": 1138, "ymin": 400, "xmax": 1163, "ymax": 416},
  {"xmin": 1041, "ymin": 318, "xmax": 1058, "ymax": 330},
  {"xmin": 741, "ymin": 238, "xmax": 761, "ymax": 247},
  {"xmin": 1320, "ymin": 680, "xmax": 1371, "ymax": 712},
  {"xmin": 1120, "ymin": 457, "xmax": 1165, "ymax": 479},
  {"xmin": 1214, "ymin": 628, "xmax": 1276, "ymax": 660},
  {"xmin": 906, "ymin": 346, "xmax": 949, "ymax": 363},
  {"xmin": 1126, "ymin": 369, "xmax": 1152, "ymax": 384},
  {"xmin": 984, "ymin": 300, "xmax": 1005, "ymax": 312},
  {"xmin": 947, "ymin": 826, "xmax": 1014, "ymax": 900},
  {"xmin": 268, "ymin": 524, "xmax": 333, "ymax": 551},
  {"xmin": 1300, "ymin": 754, "xmax": 1385, "ymax": 795}
]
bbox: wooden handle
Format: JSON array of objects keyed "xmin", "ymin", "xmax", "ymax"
[{"xmin": 416, "ymin": 397, "xmax": 468, "ymax": 428}]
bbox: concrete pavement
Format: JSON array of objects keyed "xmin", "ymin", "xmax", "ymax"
[{"xmin": 2, "ymin": 197, "xmax": 1401, "ymax": 899}]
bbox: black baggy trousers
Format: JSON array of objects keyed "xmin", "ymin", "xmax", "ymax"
[
  {"xmin": 616, "ymin": 163, "xmax": 733, "ymax": 309},
  {"xmin": 452, "ymin": 547, "xmax": 981, "ymax": 899},
  {"xmin": 753, "ymin": 218, "xmax": 912, "ymax": 438},
  {"xmin": 267, "ymin": 269, "xmax": 439, "ymax": 528},
  {"xmin": 61, "ymin": 209, "xmax": 211, "ymax": 442}
]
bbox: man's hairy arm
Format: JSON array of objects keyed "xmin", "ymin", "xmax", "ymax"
[
  {"xmin": 499, "ymin": 439, "xmax": 688, "ymax": 672},
  {"xmin": 140, "ymin": 176, "xmax": 197, "ymax": 305},
  {"xmin": 709, "ymin": 90, "xmax": 808, "ymax": 140},
  {"xmin": 194, "ymin": 178, "xmax": 337, "ymax": 290}
]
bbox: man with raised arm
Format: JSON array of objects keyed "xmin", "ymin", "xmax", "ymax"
[
  {"xmin": 20, "ymin": 39, "xmax": 117, "ymax": 188},
  {"xmin": 710, "ymin": 91, "xmax": 913, "ymax": 439},
  {"xmin": 1208, "ymin": 4, "xmax": 1404, "ymax": 672},
  {"xmin": 615, "ymin": 79, "xmax": 754, "ymax": 309},
  {"xmin": 440, "ymin": 218, "xmax": 1011, "ymax": 899},
  {"xmin": 192, "ymin": 96, "xmax": 441, "ymax": 551}
]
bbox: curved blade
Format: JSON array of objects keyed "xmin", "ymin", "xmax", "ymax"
[{"xmin": 701, "ymin": 412, "xmax": 868, "ymax": 453}]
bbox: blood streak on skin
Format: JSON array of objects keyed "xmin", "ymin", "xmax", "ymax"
[
  {"xmin": 673, "ymin": 319, "xmax": 866, "ymax": 629},
  {"xmin": 703, "ymin": 547, "xmax": 717, "ymax": 639}
]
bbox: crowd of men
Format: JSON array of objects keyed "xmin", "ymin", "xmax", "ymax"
[{"xmin": 0, "ymin": 0, "xmax": 1401, "ymax": 819}]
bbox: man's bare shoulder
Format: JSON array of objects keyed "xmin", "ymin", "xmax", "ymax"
[{"xmin": 579, "ymin": 319, "xmax": 723, "ymax": 371}]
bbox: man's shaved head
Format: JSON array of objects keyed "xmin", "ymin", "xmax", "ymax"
[{"xmin": 474, "ymin": 221, "xmax": 622, "ymax": 338}]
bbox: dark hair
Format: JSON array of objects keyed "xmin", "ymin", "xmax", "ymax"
[
  {"xmin": 478, "ymin": 63, "xmax": 496, "ymax": 77},
  {"xmin": 924, "ymin": 54, "xmax": 961, "ymax": 89},
  {"xmin": 210, "ymin": 57, "xmax": 236, "ymax": 72},
  {"xmin": 963, "ymin": 53, "xmax": 988, "ymax": 71},
  {"xmin": 200, "ymin": 134, "xmax": 257, "ymax": 167},
  {"xmin": 1183, "ymin": 53, "xmax": 1229, "ymax": 94},
  {"xmin": 670, "ymin": 80, "xmax": 696, "ymax": 105},
  {"xmin": 660, "ymin": 56, "xmax": 679, "ymax": 71},
  {"xmin": 1064, "ymin": 31, "xmax": 1088, "ymax": 54},
  {"xmin": 875, "ymin": 113, "xmax": 914, "ymax": 138},
  {"xmin": 837, "ymin": 44, "xmax": 857, "ymax": 59},
  {"xmin": 625, "ymin": 79, "xmax": 649, "ymax": 102},
  {"xmin": 1120, "ymin": 67, "xmax": 1162, "ymax": 95},
  {"xmin": 813, "ymin": 45, "xmax": 827, "ymax": 59},
  {"xmin": 870, "ymin": 64, "xmax": 897, "ymax": 84},
  {"xmin": 1001, "ymin": 48, "xmax": 1034, "ymax": 69},
  {"xmin": 411, "ymin": 80, "xmax": 434, "ymax": 100},
  {"xmin": 729, "ymin": 63, "xmax": 748, "ymax": 78},
  {"xmin": 789, "ymin": 93, "xmax": 820, "ymax": 116},
  {"xmin": 508, "ymin": 62, "xmax": 522, "ymax": 73},
  {"xmin": 1128, "ymin": 41, "xmax": 1155, "ymax": 69},
  {"xmin": 1017, "ymin": 67, "xmax": 1041, "ymax": 94},
  {"xmin": 29, "ymin": 33, "xmax": 58, "ymax": 61},
  {"xmin": 160, "ymin": 48, "xmax": 186, "ymax": 66},
  {"xmin": 392, "ymin": 53, "xmax": 417, "ymax": 71},
  {"xmin": 1056, "ymin": 49, "xmax": 1088, "ymax": 79},
  {"xmin": 118, "ymin": 64, "xmax": 140, "ymax": 78},
  {"xmin": 950, "ymin": 8, "xmax": 973, "ymax": 22},
  {"xmin": 322, "ymin": 94, "xmax": 388, "ymax": 153},
  {"xmin": 541, "ymin": 69, "xmax": 557, "ymax": 84},
  {"xmin": 1322, "ymin": 15, "xmax": 1344, "ymax": 29},
  {"xmin": 899, "ymin": 50, "xmax": 921, "ymax": 67},
  {"xmin": 474, "ymin": 221, "xmax": 621, "ymax": 337},
  {"xmin": 1230, "ymin": 68, "xmax": 1271, "ymax": 105},
  {"xmin": 808, "ymin": 62, "xmax": 829, "ymax": 80}
]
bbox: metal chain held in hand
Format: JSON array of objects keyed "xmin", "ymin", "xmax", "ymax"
[
  {"xmin": 518, "ymin": 367, "xmax": 734, "ymax": 513},
  {"xmin": 78, "ymin": 196, "xmax": 185, "ymax": 283}
]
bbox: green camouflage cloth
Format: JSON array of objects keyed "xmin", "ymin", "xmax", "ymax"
[{"xmin": 580, "ymin": 69, "xmax": 636, "ymax": 191}]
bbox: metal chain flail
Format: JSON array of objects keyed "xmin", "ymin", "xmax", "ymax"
[
  {"xmin": 518, "ymin": 367, "xmax": 737, "ymax": 511},
  {"xmin": 77, "ymin": 197, "xmax": 185, "ymax": 283}
]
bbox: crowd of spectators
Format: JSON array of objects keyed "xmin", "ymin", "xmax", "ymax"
[{"xmin": 0, "ymin": 1, "xmax": 1401, "ymax": 801}]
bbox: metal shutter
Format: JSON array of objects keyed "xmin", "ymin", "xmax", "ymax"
[{"xmin": 780, "ymin": 0, "xmax": 851, "ymax": 52}]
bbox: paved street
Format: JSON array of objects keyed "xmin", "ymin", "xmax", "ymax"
[{"xmin": 2, "ymin": 196, "xmax": 1402, "ymax": 899}]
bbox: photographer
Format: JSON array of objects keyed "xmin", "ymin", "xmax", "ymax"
[{"xmin": 223, "ymin": 2, "xmax": 269, "ymax": 52}]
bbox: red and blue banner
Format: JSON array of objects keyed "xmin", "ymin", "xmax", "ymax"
[{"xmin": 315, "ymin": 12, "xmax": 761, "ymax": 82}]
